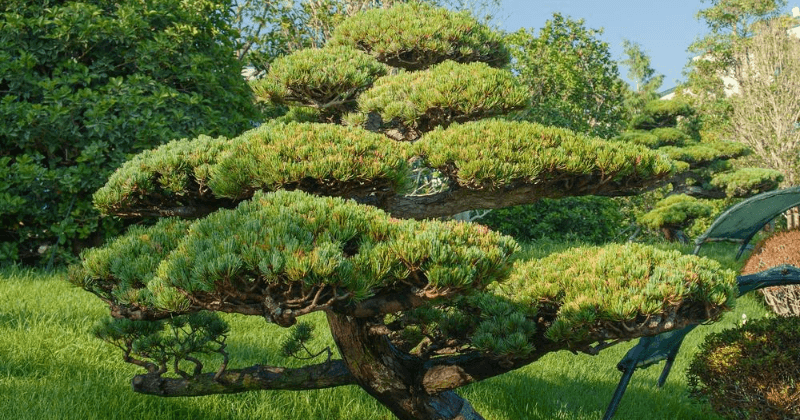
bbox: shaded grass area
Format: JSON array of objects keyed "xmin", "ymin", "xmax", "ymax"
[{"xmin": 0, "ymin": 241, "xmax": 768, "ymax": 419}]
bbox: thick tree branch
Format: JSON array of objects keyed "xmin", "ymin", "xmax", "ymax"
[
  {"xmin": 107, "ymin": 171, "xmax": 673, "ymax": 221},
  {"xmin": 131, "ymin": 360, "xmax": 355, "ymax": 397}
]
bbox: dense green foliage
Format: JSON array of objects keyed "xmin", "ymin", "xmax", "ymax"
[
  {"xmin": 479, "ymin": 196, "xmax": 624, "ymax": 244},
  {"xmin": 501, "ymin": 243, "xmax": 736, "ymax": 343},
  {"xmin": 415, "ymin": 120, "xmax": 673, "ymax": 189},
  {"xmin": 93, "ymin": 123, "xmax": 411, "ymax": 216},
  {"xmin": 617, "ymin": 98, "xmax": 778, "ymax": 241},
  {"xmin": 629, "ymin": 99, "xmax": 695, "ymax": 131},
  {"xmin": 229, "ymin": 0, "xmax": 503, "ymax": 70},
  {"xmin": 76, "ymin": 190, "xmax": 519, "ymax": 314},
  {"xmin": 505, "ymin": 14, "xmax": 627, "ymax": 138},
  {"xmin": 0, "ymin": 0, "xmax": 259, "ymax": 265},
  {"xmin": 688, "ymin": 316, "xmax": 800, "ymax": 420},
  {"xmin": 94, "ymin": 118, "xmax": 673, "ymax": 218},
  {"xmin": 347, "ymin": 61, "xmax": 528, "ymax": 138},
  {"xmin": 259, "ymin": 45, "xmax": 388, "ymax": 118},
  {"xmin": 710, "ymin": 168, "xmax": 783, "ymax": 198},
  {"xmin": 402, "ymin": 243, "xmax": 737, "ymax": 359},
  {"xmin": 327, "ymin": 2, "xmax": 509, "ymax": 70}
]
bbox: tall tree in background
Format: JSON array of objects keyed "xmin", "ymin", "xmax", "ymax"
[
  {"xmin": 730, "ymin": 18, "xmax": 800, "ymax": 188},
  {"xmin": 681, "ymin": 0, "xmax": 786, "ymax": 142},
  {"xmin": 71, "ymin": 5, "xmax": 738, "ymax": 419},
  {"xmin": 620, "ymin": 39, "xmax": 664, "ymax": 120},
  {"xmin": 505, "ymin": 13, "xmax": 627, "ymax": 138}
]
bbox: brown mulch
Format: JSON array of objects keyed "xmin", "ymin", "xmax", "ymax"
[
  {"xmin": 742, "ymin": 230, "xmax": 800, "ymax": 275},
  {"xmin": 741, "ymin": 230, "xmax": 800, "ymax": 316}
]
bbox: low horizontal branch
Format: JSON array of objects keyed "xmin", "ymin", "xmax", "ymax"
[{"xmin": 131, "ymin": 360, "xmax": 355, "ymax": 397}]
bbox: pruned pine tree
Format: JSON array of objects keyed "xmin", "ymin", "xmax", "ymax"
[
  {"xmin": 619, "ymin": 98, "xmax": 783, "ymax": 241},
  {"xmin": 71, "ymin": 4, "xmax": 738, "ymax": 419}
]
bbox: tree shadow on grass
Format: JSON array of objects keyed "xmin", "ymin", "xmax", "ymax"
[{"xmin": 461, "ymin": 347, "xmax": 724, "ymax": 420}]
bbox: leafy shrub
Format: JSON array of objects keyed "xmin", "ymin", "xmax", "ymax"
[
  {"xmin": 688, "ymin": 316, "xmax": 800, "ymax": 420},
  {"xmin": 0, "ymin": 0, "xmax": 259, "ymax": 265},
  {"xmin": 479, "ymin": 196, "xmax": 624, "ymax": 244}
]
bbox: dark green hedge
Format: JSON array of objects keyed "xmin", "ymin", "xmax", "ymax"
[
  {"xmin": 689, "ymin": 316, "xmax": 800, "ymax": 420},
  {"xmin": 0, "ymin": 0, "xmax": 259, "ymax": 265},
  {"xmin": 479, "ymin": 196, "xmax": 624, "ymax": 244}
]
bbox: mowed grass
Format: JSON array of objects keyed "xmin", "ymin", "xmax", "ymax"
[{"xmin": 0, "ymin": 242, "xmax": 768, "ymax": 420}]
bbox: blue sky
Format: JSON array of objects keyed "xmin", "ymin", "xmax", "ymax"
[{"xmin": 495, "ymin": 0, "xmax": 797, "ymax": 91}]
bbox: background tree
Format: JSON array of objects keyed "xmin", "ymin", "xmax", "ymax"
[
  {"xmin": 730, "ymin": 18, "xmax": 800, "ymax": 188},
  {"xmin": 71, "ymin": 5, "xmax": 738, "ymax": 420},
  {"xmin": 505, "ymin": 13, "xmax": 627, "ymax": 139},
  {"xmin": 620, "ymin": 39, "xmax": 664, "ymax": 119},
  {"xmin": 680, "ymin": 0, "xmax": 786, "ymax": 143},
  {"xmin": 480, "ymin": 15, "xmax": 629, "ymax": 241},
  {"xmin": 0, "ymin": 0, "xmax": 260, "ymax": 266}
]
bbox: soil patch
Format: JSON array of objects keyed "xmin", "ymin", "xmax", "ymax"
[{"xmin": 742, "ymin": 230, "xmax": 800, "ymax": 316}]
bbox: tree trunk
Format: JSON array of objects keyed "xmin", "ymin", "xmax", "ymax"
[{"xmin": 325, "ymin": 311, "xmax": 485, "ymax": 420}]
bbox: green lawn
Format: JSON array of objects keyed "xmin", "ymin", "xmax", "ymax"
[{"xmin": 0, "ymin": 244, "xmax": 767, "ymax": 420}]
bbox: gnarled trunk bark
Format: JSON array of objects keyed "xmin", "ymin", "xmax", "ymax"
[{"xmin": 325, "ymin": 311, "xmax": 484, "ymax": 420}]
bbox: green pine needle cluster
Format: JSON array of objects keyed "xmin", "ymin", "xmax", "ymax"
[
  {"xmin": 497, "ymin": 243, "xmax": 736, "ymax": 343},
  {"xmin": 649, "ymin": 127, "xmax": 691, "ymax": 147},
  {"xmin": 346, "ymin": 61, "xmax": 528, "ymax": 135},
  {"xmin": 466, "ymin": 293, "xmax": 538, "ymax": 358},
  {"xmin": 94, "ymin": 122, "xmax": 412, "ymax": 213},
  {"xmin": 93, "ymin": 312, "xmax": 229, "ymax": 377},
  {"xmin": 71, "ymin": 217, "xmax": 193, "ymax": 312},
  {"xmin": 613, "ymin": 131, "xmax": 661, "ymax": 148},
  {"xmin": 710, "ymin": 167, "xmax": 784, "ymax": 197},
  {"xmin": 660, "ymin": 141, "xmax": 749, "ymax": 165},
  {"xmin": 393, "ymin": 243, "xmax": 736, "ymax": 359},
  {"xmin": 630, "ymin": 99, "xmax": 694, "ymax": 130},
  {"xmin": 208, "ymin": 122, "xmax": 411, "ymax": 199},
  {"xmin": 328, "ymin": 2, "xmax": 509, "ymax": 70},
  {"xmin": 77, "ymin": 190, "xmax": 519, "ymax": 314},
  {"xmin": 280, "ymin": 322, "xmax": 325, "ymax": 360},
  {"xmin": 638, "ymin": 194, "xmax": 714, "ymax": 231},
  {"xmin": 416, "ymin": 120, "xmax": 674, "ymax": 189},
  {"xmin": 93, "ymin": 134, "xmax": 231, "ymax": 215},
  {"xmin": 262, "ymin": 46, "xmax": 387, "ymax": 109}
]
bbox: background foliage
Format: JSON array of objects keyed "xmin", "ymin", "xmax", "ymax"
[
  {"xmin": 480, "ymin": 196, "xmax": 624, "ymax": 244},
  {"xmin": 0, "ymin": 0, "xmax": 260, "ymax": 265},
  {"xmin": 505, "ymin": 13, "xmax": 627, "ymax": 139}
]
